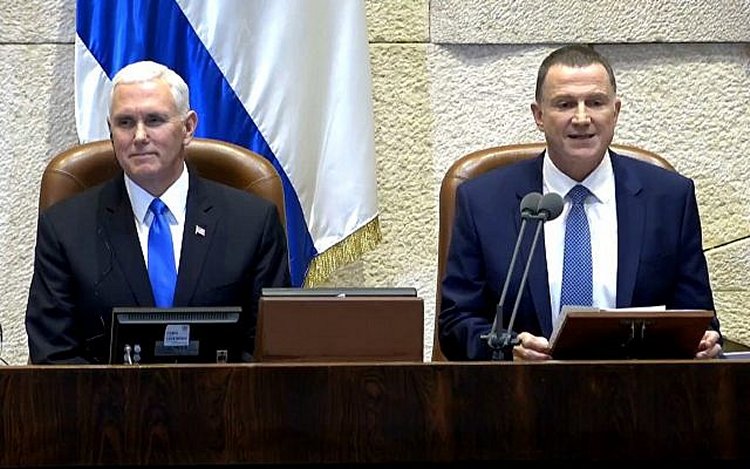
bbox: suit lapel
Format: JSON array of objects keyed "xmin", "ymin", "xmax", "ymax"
[
  {"xmin": 612, "ymin": 153, "xmax": 645, "ymax": 307},
  {"xmin": 99, "ymin": 177, "xmax": 154, "ymax": 305},
  {"xmin": 174, "ymin": 175, "xmax": 217, "ymax": 305}
]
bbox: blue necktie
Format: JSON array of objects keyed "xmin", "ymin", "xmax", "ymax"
[
  {"xmin": 560, "ymin": 185, "xmax": 592, "ymax": 310},
  {"xmin": 148, "ymin": 198, "xmax": 176, "ymax": 307}
]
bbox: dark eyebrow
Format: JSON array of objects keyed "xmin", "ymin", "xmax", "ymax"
[{"xmin": 549, "ymin": 92, "xmax": 611, "ymax": 103}]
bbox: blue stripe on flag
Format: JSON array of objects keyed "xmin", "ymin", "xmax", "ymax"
[{"xmin": 77, "ymin": 0, "xmax": 315, "ymax": 286}]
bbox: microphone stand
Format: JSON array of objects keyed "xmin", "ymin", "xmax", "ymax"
[
  {"xmin": 483, "ymin": 212, "xmax": 547, "ymax": 360},
  {"xmin": 481, "ymin": 193, "xmax": 542, "ymax": 361},
  {"xmin": 482, "ymin": 192, "xmax": 563, "ymax": 361}
]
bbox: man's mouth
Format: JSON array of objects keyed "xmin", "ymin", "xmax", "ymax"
[{"xmin": 568, "ymin": 133, "xmax": 595, "ymax": 140}]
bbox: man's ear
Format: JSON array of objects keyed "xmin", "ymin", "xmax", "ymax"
[
  {"xmin": 183, "ymin": 110, "xmax": 198, "ymax": 145},
  {"xmin": 531, "ymin": 102, "xmax": 544, "ymax": 131},
  {"xmin": 613, "ymin": 97, "xmax": 622, "ymax": 123}
]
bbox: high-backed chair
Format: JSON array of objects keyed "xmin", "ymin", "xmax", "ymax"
[
  {"xmin": 39, "ymin": 137, "xmax": 285, "ymax": 226},
  {"xmin": 432, "ymin": 142, "xmax": 675, "ymax": 361}
]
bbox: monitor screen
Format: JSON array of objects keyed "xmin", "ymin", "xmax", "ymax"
[{"xmin": 109, "ymin": 306, "xmax": 242, "ymax": 365}]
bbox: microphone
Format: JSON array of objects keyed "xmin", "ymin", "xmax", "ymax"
[
  {"xmin": 483, "ymin": 192, "xmax": 563, "ymax": 360},
  {"xmin": 481, "ymin": 192, "xmax": 543, "ymax": 360},
  {"xmin": 536, "ymin": 192, "xmax": 564, "ymax": 220},
  {"xmin": 502, "ymin": 192, "xmax": 563, "ymax": 359}
]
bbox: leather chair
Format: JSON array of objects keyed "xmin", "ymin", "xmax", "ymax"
[
  {"xmin": 39, "ymin": 137, "xmax": 285, "ymax": 225},
  {"xmin": 432, "ymin": 142, "xmax": 674, "ymax": 361}
]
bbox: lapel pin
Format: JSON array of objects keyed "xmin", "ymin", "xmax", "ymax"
[{"xmin": 195, "ymin": 225, "xmax": 206, "ymax": 237}]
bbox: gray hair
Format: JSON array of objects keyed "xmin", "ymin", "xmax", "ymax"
[{"xmin": 109, "ymin": 60, "xmax": 191, "ymax": 115}]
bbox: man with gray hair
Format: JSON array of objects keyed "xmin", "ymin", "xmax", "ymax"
[{"xmin": 26, "ymin": 60, "xmax": 290, "ymax": 363}]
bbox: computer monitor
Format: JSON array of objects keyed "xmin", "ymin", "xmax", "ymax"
[{"xmin": 109, "ymin": 306, "xmax": 242, "ymax": 365}]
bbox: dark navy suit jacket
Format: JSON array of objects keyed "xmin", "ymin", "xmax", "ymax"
[
  {"xmin": 26, "ymin": 169, "xmax": 291, "ymax": 364},
  {"xmin": 439, "ymin": 150, "xmax": 719, "ymax": 361}
]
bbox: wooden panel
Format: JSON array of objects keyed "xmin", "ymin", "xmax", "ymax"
[
  {"xmin": 255, "ymin": 296, "xmax": 424, "ymax": 362},
  {"xmin": 549, "ymin": 309, "xmax": 714, "ymax": 359},
  {"xmin": 1, "ymin": 361, "xmax": 749, "ymax": 465}
]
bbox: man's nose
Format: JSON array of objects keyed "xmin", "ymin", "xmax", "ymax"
[
  {"xmin": 134, "ymin": 121, "xmax": 148, "ymax": 141},
  {"xmin": 572, "ymin": 101, "xmax": 590, "ymax": 124}
]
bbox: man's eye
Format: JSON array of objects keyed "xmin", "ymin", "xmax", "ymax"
[
  {"xmin": 146, "ymin": 116, "xmax": 166, "ymax": 126},
  {"xmin": 555, "ymin": 102, "xmax": 572, "ymax": 109},
  {"xmin": 116, "ymin": 119, "xmax": 134, "ymax": 128}
]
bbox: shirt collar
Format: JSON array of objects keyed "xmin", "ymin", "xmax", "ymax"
[
  {"xmin": 542, "ymin": 149, "xmax": 615, "ymax": 203},
  {"xmin": 125, "ymin": 162, "xmax": 190, "ymax": 224}
]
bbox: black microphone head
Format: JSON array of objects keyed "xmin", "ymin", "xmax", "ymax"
[
  {"xmin": 519, "ymin": 192, "xmax": 543, "ymax": 217},
  {"xmin": 538, "ymin": 192, "xmax": 564, "ymax": 220}
]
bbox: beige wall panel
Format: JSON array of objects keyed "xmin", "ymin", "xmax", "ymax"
[
  {"xmin": 431, "ymin": 0, "xmax": 750, "ymax": 44},
  {"xmin": 714, "ymin": 292, "xmax": 750, "ymax": 345},
  {"xmin": 707, "ymin": 241, "xmax": 750, "ymax": 345},
  {"xmin": 601, "ymin": 43, "xmax": 750, "ymax": 249},
  {"xmin": 0, "ymin": 44, "xmax": 77, "ymax": 364},
  {"xmin": 0, "ymin": 0, "xmax": 74, "ymax": 43},
  {"xmin": 366, "ymin": 0, "xmax": 429, "ymax": 43},
  {"xmin": 429, "ymin": 45, "xmax": 545, "ymax": 175},
  {"xmin": 708, "ymin": 241, "xmax": 750, "ymax": 291}
]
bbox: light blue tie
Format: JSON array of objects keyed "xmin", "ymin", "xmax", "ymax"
[
  {"xmin": 148, "ymin": 198, "xmax": 176, "ymax": 307},
  {"xmin": 560, "ymin": 185, "xmax": 592, "ymax": 310}
]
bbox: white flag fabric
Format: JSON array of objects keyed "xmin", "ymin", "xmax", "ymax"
[{"xmin": 75, "ymin": 0, "xmax": 380, "ymax": 286}]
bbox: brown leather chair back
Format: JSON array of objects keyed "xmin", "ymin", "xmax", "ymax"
[
  {"xmin": 39, "ymin": 137, "xmax": 285, "ymax": 226},
  {"xmin": 433, "ymin": 142, "xmax": 674, "ymax": 361}
]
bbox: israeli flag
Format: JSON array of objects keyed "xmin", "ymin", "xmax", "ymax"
[{"xmin": 75, "ymin": 0, "xmax": 380, "ymax": 287}]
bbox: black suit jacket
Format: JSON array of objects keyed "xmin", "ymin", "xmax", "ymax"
[
  {"xmin": 26, "ymin": 170, "xmax": 291, "ymax": 363},
  {"xmin": 439, "ymin": 151, "xmax": 719, "ymax": 360}
]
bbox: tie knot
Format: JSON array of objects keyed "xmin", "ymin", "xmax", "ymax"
[
  {"xmin": 568, "ymin": 185, "xmax": 590, "ymax": 205},
  {"xmin": 149, "ymin": 198, "xmax": 169, "ymax": 216}
]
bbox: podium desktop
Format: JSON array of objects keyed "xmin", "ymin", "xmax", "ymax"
[
  {"xmin": 549, "ymin": 307, "xmax": 714, "ymax": 360},
  {"xmin": 254, "ymin": 287, "xmax": 424, "ymax": 362}
]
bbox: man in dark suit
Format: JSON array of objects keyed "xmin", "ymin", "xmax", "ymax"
[
  {"xmin": 439, "ymin": 45, "xmax": 721, "ymax": 361},
  {"xmin": 26, "ymin": 61, "xmax": 290, "ymax": 364}
]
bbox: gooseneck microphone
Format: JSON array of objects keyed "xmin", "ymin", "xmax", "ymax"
[
  {"xmin": 481, "ymin": 192, "xmax": 543, "ymax": 360},
  {"xmin": 483, "ymin": 192, "xmax": 564, "ymax": 360},
  {"xmin": 503, "ymin": 192, "xmax": 563, "ymax": 356}
]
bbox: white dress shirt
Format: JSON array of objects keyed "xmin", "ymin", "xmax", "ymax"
[
  {"xmin": 125, "ymin": 163, "xmax": 189, "ymax": 273},
  {"xmin": 542, "ymin": 151, "xmax": 618, "ymax": 326}
]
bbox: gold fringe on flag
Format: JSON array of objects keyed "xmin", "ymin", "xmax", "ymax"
[{"xmin": 303, "ymin": 217, "xmax": 382, "ymax": 287}]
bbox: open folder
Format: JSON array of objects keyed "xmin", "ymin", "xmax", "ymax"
[{"xmin": 549, "ymin": 306, "xmax": 714, "ymax": 360}]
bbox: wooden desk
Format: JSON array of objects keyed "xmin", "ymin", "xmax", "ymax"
[{"xmin": 1, "ymin": 361, "xmax": 749, "ymax": 465}]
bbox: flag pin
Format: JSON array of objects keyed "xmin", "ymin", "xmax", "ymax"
[{"xmin": 195, "ymin": 225, "xmax": 206, "ymax": 237}]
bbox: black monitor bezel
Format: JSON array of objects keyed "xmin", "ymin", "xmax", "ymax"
[{"xmin": 109, "ymin": 306, "xmax": 242, "ymax": 365}]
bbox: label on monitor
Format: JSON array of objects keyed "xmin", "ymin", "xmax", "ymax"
[
  {"xmin": 164, "ymin": 324, "xmax": 190, "ymax": 346},
  {"xmin": 155, "ymin": 340, "xmax": 200, "ymax": 356}
]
